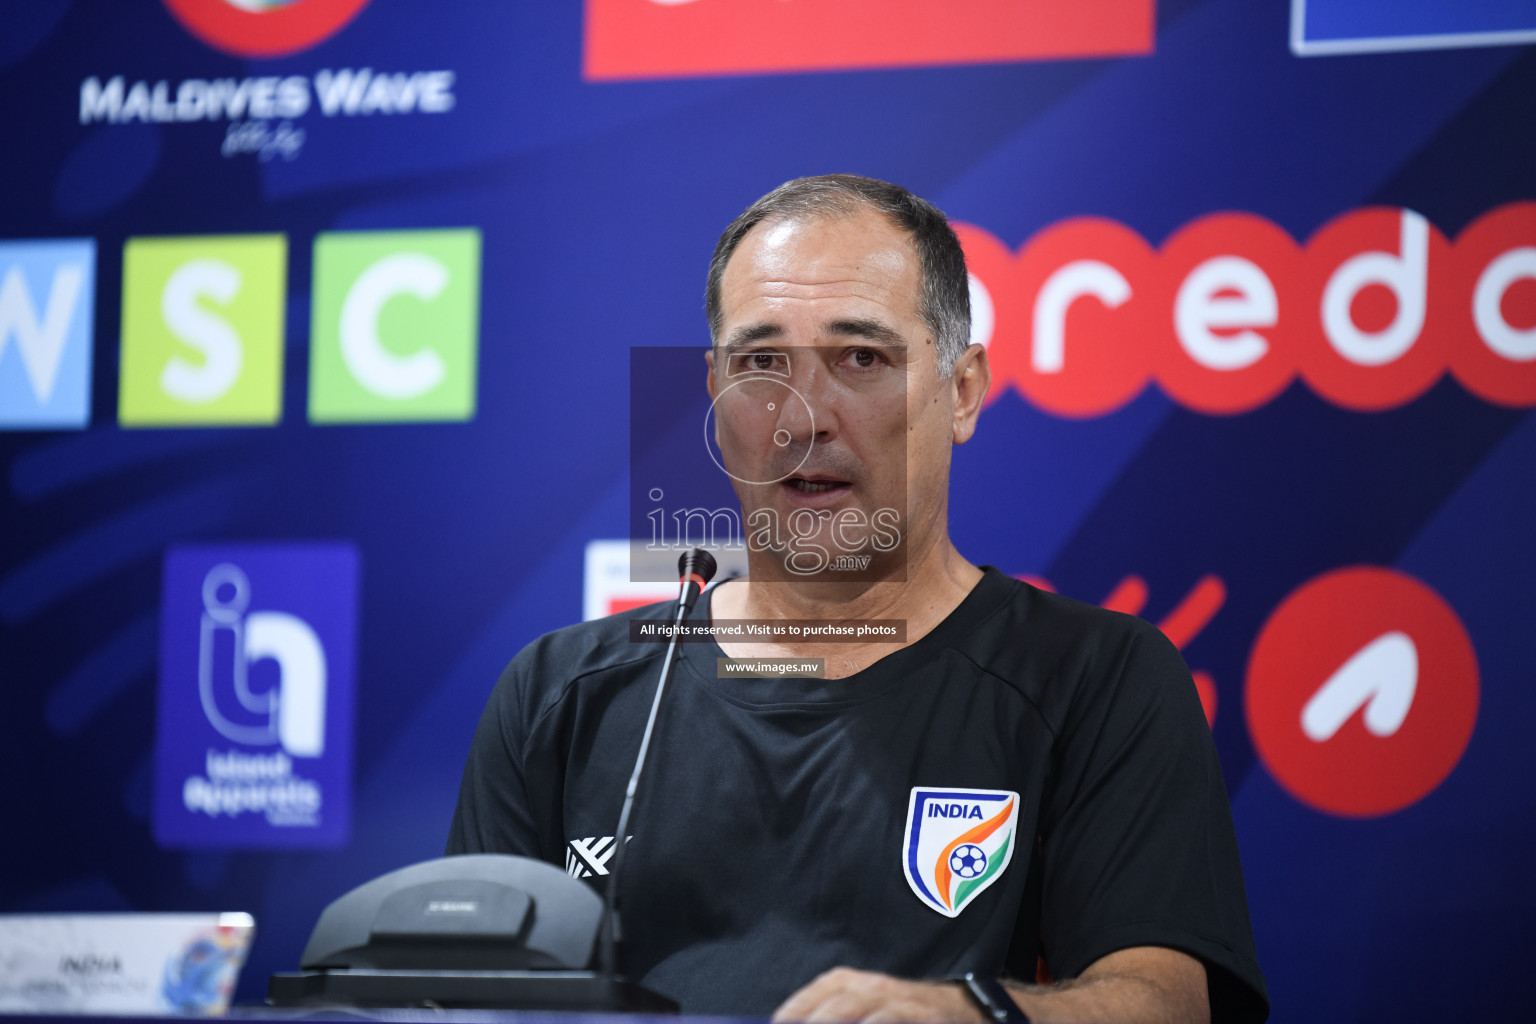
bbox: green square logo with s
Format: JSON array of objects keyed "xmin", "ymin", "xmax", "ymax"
[
  {"xmin": 308, "ymin": 229, "xmax": 481, "ymax": 423},
  {"xmin": 119, "ymin": 235, "xmax": 287, "ymax": 427}
]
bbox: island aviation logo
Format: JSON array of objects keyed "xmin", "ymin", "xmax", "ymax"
[
  {"xmin": 584, "ymin": 0, "xmax": 1154, "ymax": 80},
  {"xmin": 162, "ymin": 0, "xmax": 372, "ymax": 58}
]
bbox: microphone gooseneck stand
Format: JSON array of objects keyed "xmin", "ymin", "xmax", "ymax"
[{"xmin": 599, "ymin": 547, "xmax": 718, "ymax": 985}]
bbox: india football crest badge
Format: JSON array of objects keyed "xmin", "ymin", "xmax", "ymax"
[{"xmin": 902, "ymin": 787, "xmax": 1020, "ymax": 917}]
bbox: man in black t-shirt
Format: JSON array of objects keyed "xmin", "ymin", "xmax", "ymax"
[{"xmin": 449, "ymin": 176, "xmax": 1268, "ymax": 1023}]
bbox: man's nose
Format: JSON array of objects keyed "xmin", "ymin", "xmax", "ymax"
[{"xmin": 777, "ymin": 365, "xmax": 835, "ymax": 444}]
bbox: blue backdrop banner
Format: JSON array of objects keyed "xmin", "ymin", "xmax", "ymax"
[{"xmin": 1, "ymin": 2, "xmax": 1532, "ymax": 1019}]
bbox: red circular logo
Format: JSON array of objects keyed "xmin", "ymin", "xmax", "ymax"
[
  {"xmin": 1245, "ymin": 566, "xmax": 1478, "ymax": 818},
  {"xmin": 162, "ymin": 0, "xmax": 372, "ymax": 58}
]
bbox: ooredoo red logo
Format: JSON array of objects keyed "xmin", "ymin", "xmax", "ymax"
[
  {"xmin": 584, "ymin": 0, "xmax": 1154, "ymax": 81},
  {"xmin": 961, "ymin": 202, "xmax": 1536, "ymax": 416},
  {"xmin": 1245, "ymin": 567, "xmax": 1479, "ymax": 818},
  {"xmin": 163, "ymin": 0, "xmax": 371, "ymax": 58}
]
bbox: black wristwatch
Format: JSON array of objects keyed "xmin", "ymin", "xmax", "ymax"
[{"xmin": 958, "ymin": 972, "xmax": 1032, "ymax": 1024}]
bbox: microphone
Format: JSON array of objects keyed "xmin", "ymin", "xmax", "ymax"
[
  {"xmin": 676, "ymin": 547, "xmax": 716, "ymax": 616},
  {"xmin": 599, "ymin": 548, "xmax": 718, "ymax": 983}
]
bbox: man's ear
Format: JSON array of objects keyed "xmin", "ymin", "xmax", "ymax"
[
  {"xmin": 951, "ymin": 343, "xmax": 991, "ymax": 445},
  {"xmin": 705, "ymin": 347, "xmax": 718, "ymax": 402}
]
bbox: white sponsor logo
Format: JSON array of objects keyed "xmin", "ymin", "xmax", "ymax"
[
  {"xmin": 340, "ymin": 252, "xmax": 449, "ymax": 399},
  {"xmin": 198, "ymin": 563, "xmax": 326, "ymax": 755},
  {"xmin": 77, "ymin": 69, "xmax": 456, "ymax": 163},
  {"xmin": 0, "ymin": 261, "xmax": 85, "ymax": 405},
  {"xmin": 182, "ymin": 563, "xmax": 328, "ymax": 826},
  {"xmin": 565, "ymin": 836, "xmax": 629, "ymax": 879}
]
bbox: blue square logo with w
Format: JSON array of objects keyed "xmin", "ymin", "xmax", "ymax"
[
  {"xmin": 0, "ymin": 239, "xmax": 96, "ymax": 430},
  {"xmin": 153, "ymin": 542, "xmax": 359, "ymax": 849}
]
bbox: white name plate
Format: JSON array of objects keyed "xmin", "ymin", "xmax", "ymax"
[{"xmin": 0, "ymin": 913, "xmax": 255, "ymax": 1016}]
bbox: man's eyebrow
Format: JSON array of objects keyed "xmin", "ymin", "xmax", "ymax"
[
  {"xmin": 824, "ymin": 318, "xmax": 906, "ymax": 348},
  {"xmin": 717, "ymin": 318, "xmax": 907, "ymax": 353},
  {"xmin": 719, "ymin": 322, "xmax": 784, "ymax": 353}
]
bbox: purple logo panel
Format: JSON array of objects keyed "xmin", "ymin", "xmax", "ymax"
[{"xmin": 153, "ymin": 542, "xmax": 359, "ymax": 849}]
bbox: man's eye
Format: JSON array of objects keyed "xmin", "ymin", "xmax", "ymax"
[
  {"xmin": 729, "ymin": 351, "xmax": 790, "ymax": 377},
  {"xmin": 851, "ymin": 348, "xmax": 880, "ymax": 368}
]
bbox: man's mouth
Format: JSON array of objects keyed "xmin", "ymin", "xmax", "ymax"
[
  {"xmin": 782, "ymin": 476, "xmax": 853, "ymax": 500},
  {"xmin": 787, "ymin": 478, "xmax": 847, "ymax": 494}
]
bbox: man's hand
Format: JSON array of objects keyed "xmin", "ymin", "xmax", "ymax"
[
  {"xmin": 771, "ymin": 967, "xmax": 983, "ymax": 1024},
  {"xmin": 772, "ymin": 947, "xmax": 1209, "ymax": 1024}
]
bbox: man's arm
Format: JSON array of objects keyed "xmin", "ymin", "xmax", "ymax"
[
  {"xmin": 771, "ymin": 947, "xmax": 1208, "ymax": 1024},
  {"xmin": 446, "ymin": 653, "xmax": 543, "ymax": 857}
]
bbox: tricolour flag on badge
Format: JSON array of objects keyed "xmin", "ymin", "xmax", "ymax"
[{"xmin": 902, "ymin": 787, "xmax": 1020, "ymax": 917}]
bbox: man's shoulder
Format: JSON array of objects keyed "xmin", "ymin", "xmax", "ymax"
[
  {"xmin": 966, "ymin": 568, "xmax": 1164, "ymax": 656},
  {"xmin": 511, "ymin": 597, "xmax": 675, "ymax": 672},
  {"xmin": 955, "ymin": 569, "xmax": 1185, "ymax": 715},
  {"xmin": 496, "ymin": 598, "xmax": 675, "ymax": 710}
]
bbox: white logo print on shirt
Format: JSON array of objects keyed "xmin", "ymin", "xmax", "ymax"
[{"xmin": 565, "ymin": 836, "xmax": 631, "ymax": 878}]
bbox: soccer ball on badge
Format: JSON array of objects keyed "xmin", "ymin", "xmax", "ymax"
[{"xmin": 950, "ymin": 844, "xmax": 987, "ymax": 879}]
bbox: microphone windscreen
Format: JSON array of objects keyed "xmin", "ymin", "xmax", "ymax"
[{"xmin": 678, "ymin": 548, "xmax": 718, "ymax": 587}]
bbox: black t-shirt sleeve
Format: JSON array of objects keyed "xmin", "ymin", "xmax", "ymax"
[
  {"xmin": 445, "ymin": 652, "xmax": 543, "ymax": 859},
  {"xmin": 1037, "ymin": 618, "xmax": 1268, "ymax": 1024}
]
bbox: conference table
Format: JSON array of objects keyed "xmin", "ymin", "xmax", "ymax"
[{"xmin": 0, "ymin": 1012, "xmax": 759, "ymax": 1024}]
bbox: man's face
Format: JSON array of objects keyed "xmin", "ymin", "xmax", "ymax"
[{"xmin": 707, "ymin": 208, "xmax": 957, "ymax": 578}]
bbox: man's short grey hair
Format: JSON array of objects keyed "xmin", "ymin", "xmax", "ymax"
[{"xmin": 705, "ymin": 174, "xmax": 972, "ymax": 377}]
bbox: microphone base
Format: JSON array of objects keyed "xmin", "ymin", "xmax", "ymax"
[{"xmin": 267, "ymin": 969, "xmax": 679, "ymax": 1013}]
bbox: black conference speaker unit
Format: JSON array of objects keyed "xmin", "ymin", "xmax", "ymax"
[{"xmin": 266, "ymin": 854, "xmax": 676, "ymax": 1012}]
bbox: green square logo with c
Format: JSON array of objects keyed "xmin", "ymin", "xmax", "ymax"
[
  {"xmin": 308, "ymin": 229, "xmax": 481, "ymax": 423},
  {"xmin": 119, "ymin": 234, "xmax": 287, "ymax": 427}
]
